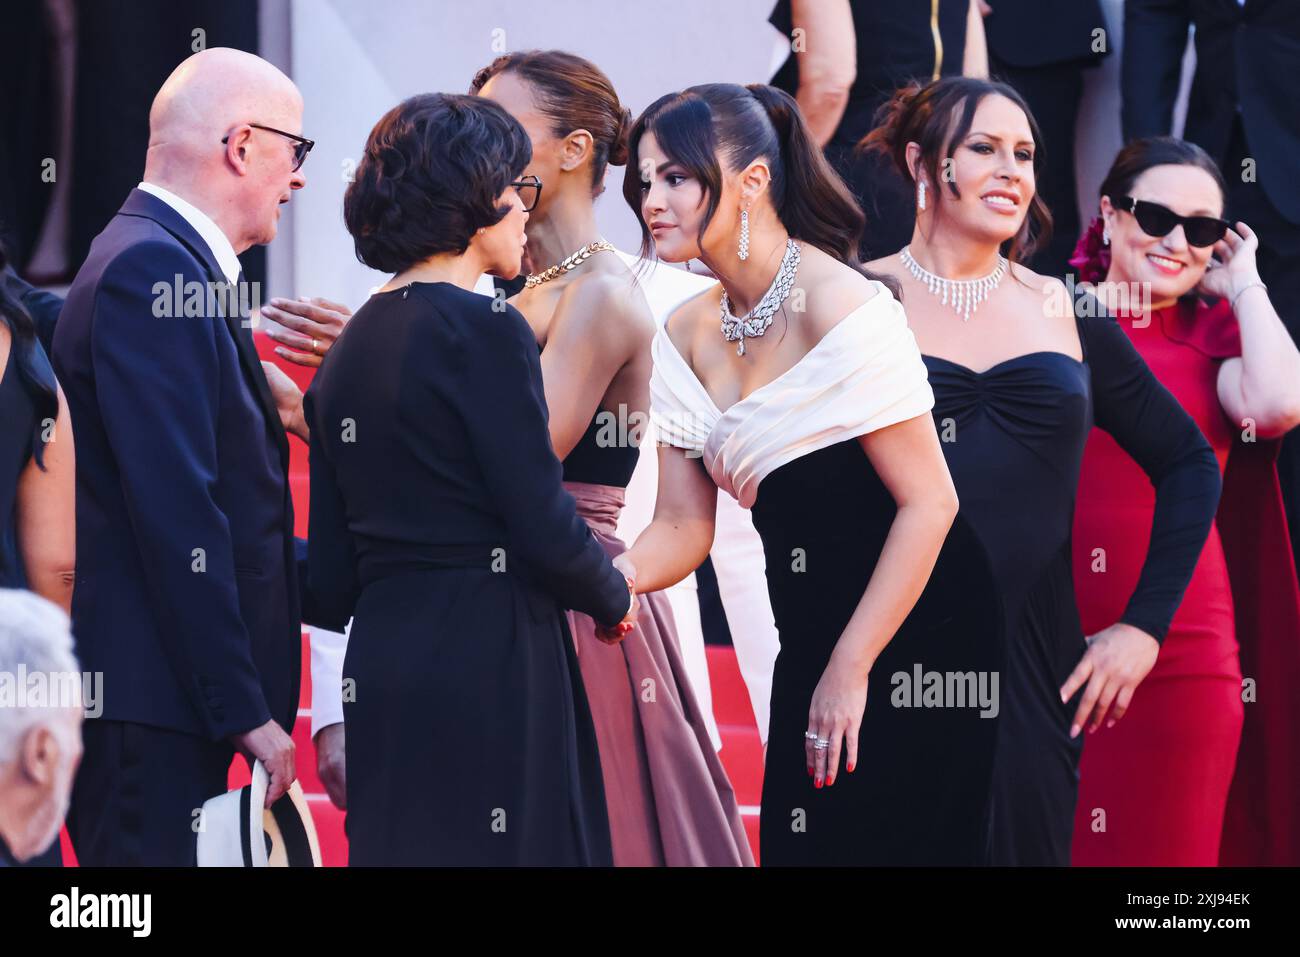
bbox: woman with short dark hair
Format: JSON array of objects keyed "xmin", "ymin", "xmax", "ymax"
[{"xmin": 305, "ymin": 93, "xmax": 636, "ymax": 865}]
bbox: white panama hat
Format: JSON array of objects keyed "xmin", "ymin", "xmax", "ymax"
[{"xmin": 196, "ymin": 760, "xmax": 322, "ymax": 867}]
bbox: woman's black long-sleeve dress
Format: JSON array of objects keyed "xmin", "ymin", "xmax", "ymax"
[
  {"xmin": 923, "ymin": 301, "xmax": 1222, "ymax": 865},
  {"xmin": 304, "ymin": 281, "xmax": 631, "ymax": 866}
]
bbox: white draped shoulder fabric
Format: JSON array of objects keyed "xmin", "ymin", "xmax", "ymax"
[{"xmin": 650, "ymin": 280, "xmax": 935, "ymax": 508}]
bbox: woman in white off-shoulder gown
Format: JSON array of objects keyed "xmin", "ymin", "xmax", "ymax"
[{"xmin": 616, "ymin": 83, "xmax": 1003, "ymax": 864}]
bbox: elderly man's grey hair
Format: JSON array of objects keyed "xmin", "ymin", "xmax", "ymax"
[{"xmin": 0, "ymin": 589, "xmax": 81, "ymax": 762}]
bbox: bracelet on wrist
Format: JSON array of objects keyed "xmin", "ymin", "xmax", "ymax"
[{"xmin": 1230, "ymin": 280, "xmax": 1268, "ymax": 310}]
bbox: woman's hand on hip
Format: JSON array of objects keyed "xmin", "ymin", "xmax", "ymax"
[{"xmin": 1060, "ymin": 623, "xmax": 1160, "ymax": 737}]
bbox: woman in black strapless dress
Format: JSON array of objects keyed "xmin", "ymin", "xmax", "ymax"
[{"xmin": 863, "ymin": 77, "xmax": 1221, "ymax": 864}]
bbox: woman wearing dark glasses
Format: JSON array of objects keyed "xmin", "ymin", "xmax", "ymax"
[{"xmin": 1069, "ymin": 137, "xmax": 1300, "ymax": 866}]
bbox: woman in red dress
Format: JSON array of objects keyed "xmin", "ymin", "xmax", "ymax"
[{"xmin": 1069, "ymin": 137, "xmax": 1300, "ymax": 866}]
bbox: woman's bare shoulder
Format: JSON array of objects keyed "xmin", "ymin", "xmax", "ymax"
[
  {"xmin": 1008, "ymin": 259, "xmax": 1067, "ymax": 297},
  {"xmin": 863, "ymin": 251, "xmax": 903, "ymax": 276},
  {"xmin": 664, "ymin": 282, "xmax": 722, "ymax": 355},
  {"xmin": 553, "ymin": 270, "xmax": 657, "ymax": 343}
]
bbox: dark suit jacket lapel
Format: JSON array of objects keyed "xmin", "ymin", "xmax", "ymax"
[
  {"xmin": 117, "ymin": 188, "xmax": 290, "ymax": 471},
  {"xmin": 223, "ymin": 276, "xmax": 291, "ymax": 471},
  {"xmin": 119, "ymin": 188, "xmax": 225, "ymax": 282}
]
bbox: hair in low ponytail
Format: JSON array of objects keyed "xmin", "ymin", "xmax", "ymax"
[
  {"xmin": 621, "ymin": 82, "xmax": 898, "ymax": 296},
  {"xmin": 743, "ymin": 84, "xmax": 866, "ymax": 265}
]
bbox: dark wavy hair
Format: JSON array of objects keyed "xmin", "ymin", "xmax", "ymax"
[
  {"xmin": 469, "ymin": 50, "xmax": 632, "ymax": 197},
  {"xmin": 859, "ymin": 77, "xmax": 1052, "ymax": 268},
  {"xmin": 1098, "ymin": 136, "xmax": 1227, "ymax": 211},
  {"xmin": 0, "ymin": 245, "xmax": 57, "ymax": 470},
  {"xmin": 344, "ymin": 93, "xmax": 531, "ymax": 274},
  {"xmin": 621, "ymin": 82, "xmax": 899, "ymax": 296}
]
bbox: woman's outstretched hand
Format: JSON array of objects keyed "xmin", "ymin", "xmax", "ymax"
[
  {"xmin": 261, "ymin": 296, "xmax": 352, "ymax": 367},
  {"xmin": 1060, "ymin": 623, "xmax": 1160, "ymax": 737}
]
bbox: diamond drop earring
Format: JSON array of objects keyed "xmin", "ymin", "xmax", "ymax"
[
  {"xmin": 1103, "ymin": 224, "xmax": 1111, "ymax": 245},
  {"xmin": 917, "ymin": 180, "xmax": 927, "ymax": 212},
  {"xmin": 738, "ymin": 207, "xmax": 750, "ymax": 260}
]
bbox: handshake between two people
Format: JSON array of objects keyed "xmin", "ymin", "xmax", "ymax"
[{"xmin": 595, "ymin": 553, "xmax": 640, "ymax": 644}]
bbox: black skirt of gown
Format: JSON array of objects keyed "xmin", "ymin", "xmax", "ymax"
[
  {"xmin": 923, "ymin": 328, "xmax": 1219, "ymax": 866},
  {"xmin": 924, "ymin": 351, "xmax": 1094, "ymax": 867},
  {"xmin": 752, "ymin": 439, "xmax": 1003, "ymax": 865}
]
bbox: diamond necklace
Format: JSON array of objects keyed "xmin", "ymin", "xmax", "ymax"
[
  {"xmin": 720, "ymin": 238, "xmax": 800, "ymax": 356},
  {"xmin": 525, "ymin": 239, "xmax": 615, "ymax": 288},
  {"xmin": 900, "ymin": 245, "xmax": 1007, "ymax": 322}
]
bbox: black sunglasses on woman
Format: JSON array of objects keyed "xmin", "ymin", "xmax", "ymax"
[{"xmin": 1110, "ymin": 195, "xmax": 1231, "ymax": 248}]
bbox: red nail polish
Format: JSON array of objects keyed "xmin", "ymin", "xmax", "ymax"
[
  {"xmin": 847, "ymin": 763, "xmax": 855, "ymax": 773},
  {"xmin": 814, "ymin": 778, "xmax": 822, "ymax": 789}
]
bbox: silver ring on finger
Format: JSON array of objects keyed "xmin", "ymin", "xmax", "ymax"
[
  {"xmin": 312, "ymin": 337, "xmax": 320, "ymax": 353},
  {"xmin": 804, "ymin": 731, "xmax": 819, "ymax": 741},
  {"xmin": 814, "ymin": 738, "xmax": 829, "ymax": 750}
]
